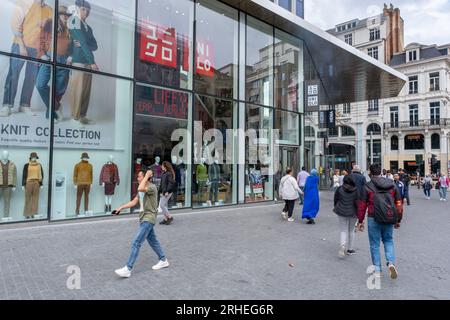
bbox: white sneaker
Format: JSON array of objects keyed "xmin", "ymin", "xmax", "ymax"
[
  {"xmin": 281, "ymin": 211, "xmax": 287, "ymax": 220},
  {"xmin": 338, "ymin": 245, "xmax": 346, "ymax": 258},
  {"xmin": 152, "ymin": 259, "xmax": 169, "ymax": 270},
  {"xmin": 440, "ymin": 198, "xmax": 443, "ymax": 201},
  {"xmin": 0, "ymin": 106, "xmax": 11, "ymax": 117},
  {"xmin": 19, "ymin": 106, "xmax": 36, "ymax": 116},
  {"xmin": 115, "ymin": 266, "xmax": 131, "ymax": 278},
  {"xmin": 388, "ymin": 263, "xmax": 398, "ymax": 279},
  {"xmin": 287, "ymin": 217, "xmax": 294, "ymax": 222}
]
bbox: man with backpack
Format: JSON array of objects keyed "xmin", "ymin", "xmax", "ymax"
[{"xmin": 357, "ymin": 164, "xmax": 403, "ymax": 279}]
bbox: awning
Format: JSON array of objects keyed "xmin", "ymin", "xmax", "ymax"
[{"xmin": 222, "ymin": 0, "xmax": 407, "ymax": 105}]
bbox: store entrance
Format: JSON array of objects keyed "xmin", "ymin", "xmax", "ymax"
[{"xmin": 274, "ymin": 146, "xmax": 299, "ymax": 200}]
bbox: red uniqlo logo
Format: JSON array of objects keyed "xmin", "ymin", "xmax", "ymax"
[
  {"xmin": 196, "ymin": 39, "xmax": 215, "ymax": 77},
  {"xmin": 140, "ymin": 20, "xmax": 177, "ymax": 68}
]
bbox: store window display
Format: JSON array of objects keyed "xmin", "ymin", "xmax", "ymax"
[
  {"xmin": 133, "ymin": 84, "xmax": 191, "ymax": 209},
  {"xmin": 193, "ymin": 95, "xmax": 237, "ymax": 207},
  {"xmin": 51, "ymin": 72, "xmax": 132, "ymax": 220},
  {"xmin": 0, "ymin": 0, "xmax": 54, "ymax": 117},
  {"xmin": 135, "ymin": 0, "xmax": 194, "ymax": 89},
  {"xmin": 245, "ymin": 105, "xmax": 273, "ymax": 202},
  {"xmin": 57, "ymin": 0, "xmax": 135, "ymax": 77}
]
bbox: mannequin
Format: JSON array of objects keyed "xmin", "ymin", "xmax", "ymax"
[
  {"xmin": 22, "ymin": 152, "xmax": 44, "ymax": 219},
  {"xmin": 208, "ymin": 158, "xmax": 221, "ymax": 205},
  {"xmin": 196, "ymin": 158, "xmax": 208, "ymax": 203},
  {"xmin": 73, "ymin": 152, "xmax": 93, "ymax": 216},
  {"xmin": 150, "ymin": 156, "xmax": 162, "ymax": 189},
  {"xmin": 100, "ymin": 155, "xmax": 120, "ymax": 213},
  {"xmin": 0, "ymin": 150, "xmax": 17, "ymax": 220},
  {"xmin": 170, "ymin": 156, "xmax": 180, "ymax": 207},
  {"xmin": 178, "ymin": 158, "xmax": 186, "ymax": 198},
  {"xmin": 132, "ymin": 157, "xmax": 143, "ymax": 198},
  {"xmin": 202, "ymin": 139, "xmax": 212, "ymax": 165}
]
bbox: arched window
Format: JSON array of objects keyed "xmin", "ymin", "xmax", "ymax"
[
  {"xmin": 341, "ymin": 126, "xmax": 356, "ymax": 136},
  {"xmin": 431, "ymin": 133, "xmax": 440, "ymax": 149},
  {"xmin": 367, "ymin": 123, "xmax": 381, "ymax": 135},
  {"xmin": 391, "ymin": 135, "xmax": 399, "ymax": 151},
  {"xmin": 305, "ymin": 126, "xmax": 315, "ymax": 138}
]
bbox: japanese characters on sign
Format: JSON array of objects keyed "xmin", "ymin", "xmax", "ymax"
[
  {"xmin": 140, "ymin": 21, "xmax": 177, "ymax": 68},
  {"xmin": 140, "ymin": 20, "xmax": 215, "ymax": 78},
  {"xmin": 305, "ymin": 80, "xmax": 320, "ymax": 112}
]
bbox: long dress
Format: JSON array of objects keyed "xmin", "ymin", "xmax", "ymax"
[{"xmin": 302, "ymin": 175, "xmax": 320, "ymax": 219}]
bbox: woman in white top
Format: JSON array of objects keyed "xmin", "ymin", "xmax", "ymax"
[{"xmin": 279, "ymin": 168, "xmax": 303, "ymax": 222}]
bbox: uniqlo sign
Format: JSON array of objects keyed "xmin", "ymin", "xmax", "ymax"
[
  {"xmin": 195, "ymin": 39, "xmax": 215, "ymax": 77},
  {"xmin": 140, "ymin": 20, "xmax": 177, "ymax": 68}
]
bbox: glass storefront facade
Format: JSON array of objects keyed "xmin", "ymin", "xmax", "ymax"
[{"xmin": 0, "ymin": 0, "xmax": 308, "ymax": 224}]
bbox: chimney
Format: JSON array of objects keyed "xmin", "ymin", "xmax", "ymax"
[{"xmin": 383, "ymin": 3, "xmax": 404, "ymax": 64}]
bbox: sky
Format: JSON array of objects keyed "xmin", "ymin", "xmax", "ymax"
[{"xmin": 305, "ymin": 0, "xmax": 450, "ymax": 46}]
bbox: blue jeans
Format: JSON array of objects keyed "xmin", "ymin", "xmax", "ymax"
[
  {"xmin": 440, "ymin": 187, "xmax": 448, "ymax": 200},
  {"xmin": 299, "ymin": 186, "xmax": 305, "ymax": 204},
  {"xmin": 36, "ymin": 56, "xmax": 70, "ymax": 118},
  {"xmin": 368, "ymin": 217, "xmax": 395, "ymax": 272},
  {"xmin": 126, "ymin": 221, "xmax": 165, "ymax": 270},
  {"xmin": 423, "ymin": 188, "xmax": 431, "ymax": 198},
  {"xmin": 3, "ymin": 44, "xmax": 38, "ymax": 107}
]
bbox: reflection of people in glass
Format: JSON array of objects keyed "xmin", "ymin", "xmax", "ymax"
[
  {"xmin": 67, "ymin": 0, "xmax": 98, "ymax": 125},
  {"xmin": 36, "ymin": 5, "xmax": 73, "ymax": 122},
  {"xmin": 1, "ymin": 0, "xmax": 53, "ymax": 117}
]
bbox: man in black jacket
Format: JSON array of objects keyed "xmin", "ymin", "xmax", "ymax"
[
  {"xmin": 349, "ymin": 164, "xmax": 366, "ymax": 199},
  {"xmin": 399, "ymin": 168, "xmax": 411, "ymax": 205}
]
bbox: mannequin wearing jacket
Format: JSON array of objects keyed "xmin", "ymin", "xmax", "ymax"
[
  {"xmin": 22, "ymin": 152, "xmax": 44, "ymax": 218},
  {"xmin": 73, "ymin": 152, "xmax": 93, "ymax": 215},
  {"xmin": 150, "ymin": 156, "xmax": 162, "ymax": 189},
  {"xmin": 196, "ymin": 158, "xmax": 208, "ymax": 203},
  {"xmin": 0, "ymin": 150, "xmax": 17, "ymax": 219},
  {"xmin": 100, "ymin": 155, "xmax": 120, "ymax": 213}
]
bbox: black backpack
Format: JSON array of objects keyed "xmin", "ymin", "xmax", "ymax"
[{"xmin": 367, "ymin": 183, "xmax": 398, "ymax": 225}]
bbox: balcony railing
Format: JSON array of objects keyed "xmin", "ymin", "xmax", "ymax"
[{"xmin": 384, "ymin": 119, "xmax": 450, "ymax": 131}]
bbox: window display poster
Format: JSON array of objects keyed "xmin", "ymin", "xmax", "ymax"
[{"xmin": 52, "ymin": 171, "xmax": 67, "ymax": 220}]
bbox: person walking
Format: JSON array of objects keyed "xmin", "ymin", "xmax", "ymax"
[
  {"xmin": 296, "ymin": 167, "xmax": 309, "ymax": 205},
  {"xmin": 439, "ymin": 173, "xmax": 449, "ymax": 201},
  {"xmin": 386, "ymin": 170, "xmax": 394, "ymax": 181},
  {"xmin": 399, "ymin": 169, "xmax": 411, "ymax": 205},
  {"xmin": 357, "ymin": 164, "xmax": 403, "ymax": 279},
  {"xmin": 423, "ymin": 174, "xmax": 433, "ymax": 200},
  {"xmin": 159, "ymin": 161, "xmax": 176, "ymax": 225},
  {"xmin": 338, "ymin": 169, "xmax": 348, "ymax": 186},
  {"xmin": 393, "ymin": 174, "xmax": 405, "ymax": 203},
  {"xmin": 280, "ymin": 168, "xmax": 303, "ymax": 222},
  {"xmin": 349, "ymin": 165, "xmax": 366, "ymax": 199},
  {"xmin": 334, "ymin": 175, "xmax": 359, "ymax": 257},
  {"xmin": 332, "ymin": 170, "xmax": 340, "ymax": 192},
  {"xmin": 114, "ymin": 170, "xmax": 169, "ymax": 278},
  {"xmin": 302, "ymin": 169, "xmax": 320, "ymax": 224}
]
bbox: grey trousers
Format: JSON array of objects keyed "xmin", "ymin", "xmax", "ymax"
[
  {"xmin": 338, "ymin": 216, "xmax": 358, "ymax": 250},
  {"xmin": 0, "ymin": 187, "xmax": 12, "ymax": 217},
  {"xmin": 159, "ymin": 193, "xmax": 172, "ymax": 217}
]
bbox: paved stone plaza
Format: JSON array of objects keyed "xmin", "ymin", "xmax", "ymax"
[{"xmin": 0, "ymin": 189, "xmax": 449, "ymax": 300}]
